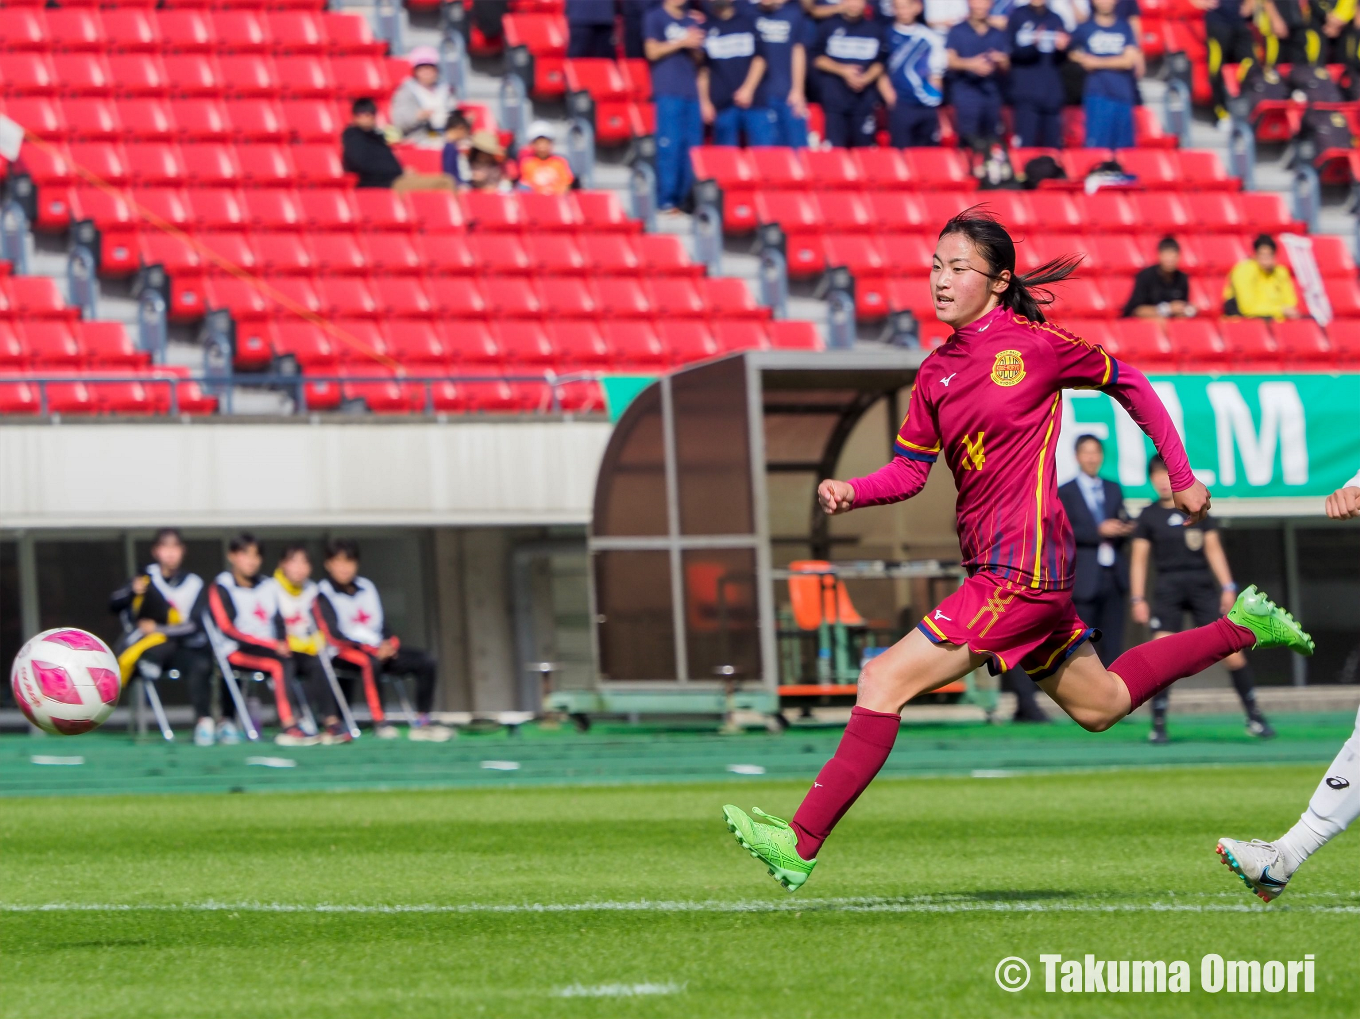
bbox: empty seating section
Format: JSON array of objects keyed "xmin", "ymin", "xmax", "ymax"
[
  {"xmin": 0, "ymin": 3, "xmax": 808, "ymax": 416},
  {"xmin": 689, "ymin": 143, "xmax": 1360, "ymax": 370}
]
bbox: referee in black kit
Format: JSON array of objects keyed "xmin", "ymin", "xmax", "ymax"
[{"xmin": 1129, "ymin": 455, "xmax": 1275, "ymax": 744}]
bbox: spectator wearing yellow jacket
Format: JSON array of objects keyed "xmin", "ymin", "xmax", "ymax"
[{"xmin": 1224, "ymin": 235, "xmax": 1301, "ymax": 321}]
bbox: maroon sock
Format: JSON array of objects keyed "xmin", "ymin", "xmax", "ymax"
[
  {"xmin": 1110, "ymin": 617, "xmax": 1255, "ymax": 711},
  {"xmin": 790, "ymin": 706, "xmax": 900, "ymax": 859}
]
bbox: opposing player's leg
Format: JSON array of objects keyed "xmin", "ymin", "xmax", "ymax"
[
  {"xmin": 723, "ymin": 628, "xmax": 981, "ymax": 891},
  {"xmin": 1217, "ymin": 704, "xmax": 1360, "ymax": 902},
  {"xmin": 1041, "ymin": 586, "xmax": 1314, "ymax": 732}
]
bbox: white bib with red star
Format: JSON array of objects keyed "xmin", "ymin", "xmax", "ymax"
[
  {"xmin": 214, "ymin": 571, "xmax": 280, "ymax": 646},
  {"xmin": 318, "ymin": 577, "xmax": 384, "ymax": 647}
]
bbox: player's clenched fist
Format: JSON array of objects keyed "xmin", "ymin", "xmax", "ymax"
[
  {"xmin": 1172, "ymin": 479, "xmax": 1211, "ymax": 524},
  {"xmin": 818, "ymin": 479, "xmax": 856, "ymax": 515},
  {"xmin": 1324, "ymin": 485, "xmax": 1360, "ymax": 520}
]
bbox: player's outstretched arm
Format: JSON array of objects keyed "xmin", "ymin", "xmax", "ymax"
[
  {"xmin": 1105, "ymin": 360, "xmax": 1210, "ymax": 522},
  {"xmin": 820, "ymin": 455, "xmax": 932, "ymax": 515}
]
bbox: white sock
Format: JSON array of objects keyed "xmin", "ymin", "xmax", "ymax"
[{"xmin": 1276, "ymin": 707, "xmax": 1360, "ymax": 875}]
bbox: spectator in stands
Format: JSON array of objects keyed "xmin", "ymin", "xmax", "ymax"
[
  {"xmin": 1307, "ymin": 0, "xmax": 1355, "ymax": 63},
  {"xmin": 646, "ymin": 0, "xmax": 707, "ymax": 215},
  {"xmin": 812, "ymin": 0, "xmax": 888, "ymax": 147},
  {"xmin": 1225, "ymin": 234, "xmax": 1301, "ymax": 321},
  {"xmin": 567, "ymin": 0, "xmax": 618, "ymax": 57},
  {"xmin": 1007, "ymin": 0, "xmax": 1070, "ymax": 147},
  {"xmin": 389, "ymin": 47, "xmax": 458, "ymax": 142},
  {"xmin": 1257, "ymin": 0, "xmax": 1307, "ymax": 64},
  {"xmin": 1204, "ymin": 0, "xmax": 1257, "ymax": 125},
  {"xmin": 110, "ymin": 528, "xmax": 219, "ymax": 747},
  {"xmin": 467, "ymin": 131, "xmax": 511, "ymax": 192},
  {"xmin": 441, "ymin": 111, "xmax": 472, "ymax": 188},
  {"xmin": 316, "ymin": 539, "xmax": 453, "ymax": 741},
  {"xmin": 1124, "ymin": 237, "xmax": 1197, "ymax": 319},
  {"xmin": 519, "ymin": 121, "xmax": 576, "ymax": 195},
  {"xmin": 754, "ymin": 0, "xmax": 811, "ymax": 147},
  {"xmin": 946, "ymin": 0, "xmax": 1011, "ymax": 145},
  {"xmin": 700, "ymin": 0, "xmax": 777, "ymax": 145},
  {"xmin": 1069, "ymin": 0, "xmax": 1140, "ymax": 149},
  {"xmin": 882, "ymin": 0, "xmax": 947, "ymax": 145},
  {"xmin": 342, "ymin": 99, "xmax": 405, "ymax": 188}
]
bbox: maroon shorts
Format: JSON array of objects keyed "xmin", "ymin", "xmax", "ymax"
[{"xmin": 916, "ymin": 573, "xmax": 1095, "ymax": 681}]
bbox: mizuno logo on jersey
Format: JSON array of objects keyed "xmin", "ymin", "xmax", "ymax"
[{"xmin": 940, "ymin": 372, "xmax": 957, "ymax": 387}]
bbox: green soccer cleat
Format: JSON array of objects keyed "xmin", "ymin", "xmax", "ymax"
[
  {"xmin": 722, "ymin": 804, "xmax": 816, "ymax": 892},
  {"xmin": 1226, "ymin": 585, "xmax": 1315, "ymax": 655}
]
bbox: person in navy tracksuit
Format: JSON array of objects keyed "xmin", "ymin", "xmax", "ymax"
[
  {"xmin": 700, "ymin": 0, "xmax": 777, "ymax": 144},
  {"xmin": 645, "ymin": 0, "xmax": 707, "ymax": 213},
  {"xmin": 810, "ymin": 0, "xmax": 887, "ymax": 147},
  {"xmin": 566, "ymin": 0, "xmax": 617, "ymax": 58},
  {"xmin": 1006, "ymin": 0, "xmax": 1069, "ymax": 147},
  {"xmin": 881, "ymin": 0, "xmax": 946, "ymax": 146},
  {"xmin": 1069, "ymin": 0, "xmax": 1140, "ymax": 149},
  {"xmin": 946, "ymin": 0, "xmax": 1010, "ymax": 144},
  {"xmin": 749, "ymin": 0, "xmax": 809, "ymax": 146}
]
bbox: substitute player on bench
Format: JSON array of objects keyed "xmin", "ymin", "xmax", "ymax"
[
  {"xmin": 110, "ymin": 527, "xmax": 221, "ymax": 746},
  {"xmin": 314, "ymin": 539, "xmax": 453, "ymax": 741},
  {"xmin": 1216, "ymin": 468, "xmax": 1360, "ymax": 902},
  {"xmin": 722, "ymin": 209, "xmax": 1314, "ymax": 892},
  {"xmin": 1130, "ymin": 454, "xmax": 1274, "ymax": 744}
]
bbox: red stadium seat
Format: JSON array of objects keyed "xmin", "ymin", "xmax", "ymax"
[
  {"xmin": 1087, "ymin": 235, "xmax": 1148, "ymax": 276},
  {"xmin": 111, "ymin": 99, "xmax": 173, "ymax": 143},
  {"xmin": 241, "ymin": 189, "xmax": 303, "ymax": 230},
  {"xmin": 404, "ymin": 190, "xmax": 466, "ymax": 233},
  {"xmin": 107, "ymin": 54, "xmax": 169, "ymax": 96},
  {"xmin": 815, "ymin": 192, "xmax": 875, "ymax": 234},
  {"xmin": 1282, "ymin": 235, "xmax": 1357, "ymax": 279},
  {"xmin": 211, "ymin": 10, "xmax": 269, "ymax": 50},
  {"xmin": 165, "ymin": 99, "xmax": 232, "ymax": 141},
  {"xmin": 329, "ymin": 56, "xmax": 389, "ymax": 99},
  {"xmin": 298, "ymin": 188, "xmax": 358, "ymax": 230},
  {"xmin": 920, "ymin": 191, "xmax": 975, "ymax": 231},
  {"xmin": 594, "ymin": 277, "xmax": 651, "ymax": 319},
  {"xmin": 824, "ymin": 234, "xmax": 888, "ymax": 277},
  {"xmin": 352, "ymin": 189, "xmax": 416, "ymax": 232},
  {"xmin": 537, "ymin": 276, "xmax": 597, "ymax": 318},
  {"xmin": 603, "ymin": 320, "xmax": 667, "ymax": 368},
  {"xmin": 460, "ymin": 192, "xmax": 525, "ymax": 231},
  {"xmin": 468, "ymin": 234, "xmax": 532, "ymax": 275},
  {"xmin": 288, "ymin": 144, "xmax": 348, "ymax": 186},
  {"xmin": 1236, "ymin": 192, "xmax": 1299, "ymax": 234},
  {"xmin": 690, "ymin": 146, "xmax": 756, "ymax": 190},
  {"xmin": 1166, "ymin": 318, "xmax": 1227, "ymax": 370},
  {"xmin": 104, "ymin": 9, "xmax": 162, "ymax": 51},
  {"xmin": 0, "ymin": 323, "xmax": 26, "ymax": 370},
  {"xmin": 65, "ymin": 98, "xmax": 123, "ymax": 140},
  {"xmin": 635, "ymin": 233, "xmax": 701, "ymax": 276},
  {"xmin": 52, "ymin": 54, "xmax": 116, "ymax": 96},
  {"xmin": 3, "ymin": 98, "xmax": 66, "ymax": 140},
  {"xmin": 254, "ymin": 231, "xmax": 316, "ymax": 274},
  {"xmin": 768, "ymin": 320, "xmax": 821, "ymax": 350},
  {"xmin": 262, "ymin": 276, "xmax": 324, "ymax": 317},
  {"xmin": 341, "ymin": 372, "xmax": 424, "ymax": 414},
  {"xmin": 276, "ymin": 55, "xmax": 336, "ymax": 98},
  {"xmin": 70, "ymin": 142, "xmax": 131, "ymax": 187},
  {"xmin": 24, "ymin": 321, "xmax": 83, "ymax": 366},
  {"xmin": 526, "ymin": 234, "xmax": 587, "ymax": 275},
  {"xmin": 1275, "ymin": 318, "xmax": 1334, "ymax": 369},
  {"xmin": 9, "ymin": 277, "xmax": 74, "ymax": 320},
  {"xmin": 125, "ymin": 143, "xmax": 189, "ymax": 187},
  {"xmin": 646, "ymin": 278, "xmax": 707, "ymax": 318},
  {"xmin": 1219, "ymin": 317, "xmax": 1281, "ymax": 367},
  {"xmin": 520, "ymin": 192, "xmax": 581, "ymax": 232},
  {"xmin": 852, "ymin": 146, "xmax": 912, "ymax": 188},
  {"xmin": 373, "ymin": 276, "xmax": 436, "ymax": 319},
  {"xmin": 482, "ymin": 277, "xmax": 542, "ymax": 317},
  {"xmin": 387, "ymin": 319, "xmax": 449, "ymax": 366},
  {"xmin": 205, "ymin": 275, "xmax": 271, "ymax": 321},
  {"xmin": 981, "ymin": 190, "xmax": 1034, "ymax": 230},
  {"xmin": 702, "ymin": 277, "xmax": 768, "ymax": 319},
  {"xmin": 747, "ymin": 146, "xmax": 808, "ymax": 189},
  {"xmin": 564, "ymin": 58, "xmax": 630, "ymax": 100},
  {"xmin": 497, "ymin": 321, "xmax": 556, "ymax": 365},
  {"xmin": 421, "ymin": 235, "xmax": 478, "ymax": 275},
  {"xmin": 163, "ymin": 54, "xmax": 225, "ymax": 97},
  {"xmin": 1112, "ymin": 318, "xmax": 1175, "ymax": 370},
  {"xmin": 1176, "ymin": 150, "xmax": 1238, "ymax": 190},
  {"xmin": 308, "ymin": 231, "xmax": 365, "ymax": 274},
  {"xmin": 330, "ymin": 318, "xmax": 389, "ymax": 363},
  {"xmin": 363, "ymin": 234, "xmax": 423, "ymax": 275},
  {"xmin": 0, "ymin": 53, "xmax": 58, "ymax": 95},
  {"xmin": 1027, "ymin": 191, "xmax": 1085, "ymax": 232},
  {"xmin": 217, "ymin": 55, "xmax": 280, "ymax": 97},
  {"xmin": 274, "ymin": 321, "xmax": 338, "ymax": 368},
  {"xmin": 868, "ymin": 193, "xmax": 929, "ymax": 232},
  {"xmin": 580, "ymin": 233, "xmax": 641, "ymax": 276},
  {"xmin": 713, "ymin": 320, "xmax": 769, "ymax": 353},
  {"xmin": 801, "ymin": 148, "xmax": 862, "ymax": 189},
  {"xmin": 1324, "ymin": 278, "xmax": 1360, "ymax": 319},
  {"xmin": 44, "ymin": 380, "xmax": 100, "ymax": 416},
  {"xmin": 70, "ymin": 187, "xmax": 135, "ymax": 231},
  {"xmin": 550, "ymin": 321, "xmax": 611, "ymax": 369},
  {"xmin": 322, "ymin": 12, "xmax": 384, "ymax": 55},
  {"xmin": 1082, "ymin": 191, "xmax": 1138, "ymax": 232},
  {"xmin": 658, "ymin": 320, "xmax": 719, "ymax": 365},
  {"xmin": 0, "ymin": 381, "xmax": 41, "ymax": 416},
  {"xmin": 90, "ymin": 379, "xmax": 171, "ymax": 415},
  {"xmin": 187, "ymin": 189, "xmax": 248, "ymax": 229},
  {"xmin": 317, "ymin": 276, "xmax": 380, "ymax": 318},
  {"xmin": 902, "ymin": 148, "xmax": 973, "ymax": 189},
  {"xmin": 0, "ymin": 9, "xmax": 49, "ymax": 51},
  {"xmin": 439, "ymin": 319, "xmax": 499, "ymax": 363},
  {"xmin": 270, "ymin": 11, "xmax": 329, "ymax": 52},
  {"xmin": 278, "ymin": 99, "xmax": 345, "ymax": 142}
]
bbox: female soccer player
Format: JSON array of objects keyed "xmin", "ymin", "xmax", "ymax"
[
  {"xmin": 723, "ymin": 210, "xmax": 1315, "ymax": 891},
  {"xmin": 1216, "ymin": 469, "xmax": 1360, "ymax": 902}
]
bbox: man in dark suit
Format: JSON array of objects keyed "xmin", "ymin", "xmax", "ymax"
[{"xmin": 1059, "ymin": 435, "xmax": 1135, "ymax": 664}]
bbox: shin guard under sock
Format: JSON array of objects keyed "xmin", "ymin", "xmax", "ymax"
[
  {"xmin": 1110, "ymin": 617, "xmax": 1255, "ymax": 711},
  {"xmin": 790, "ymin": 706, "xmax": 900, "ymax": 859}
]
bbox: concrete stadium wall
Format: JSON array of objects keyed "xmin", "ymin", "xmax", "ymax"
[{"xmin": 0, "ymin": 419, "xmax": 613, "ymax": 529}]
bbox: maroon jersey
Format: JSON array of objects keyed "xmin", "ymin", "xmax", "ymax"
[{"xmin": 850, "ymin": 305, "xmax": 1194, "ymax": 592}]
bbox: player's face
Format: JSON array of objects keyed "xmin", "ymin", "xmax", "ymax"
[
  {"xmin": 152, "ymin": 538, "xmax": 185, "ymax": 574},
  {"xmin": 931, "ymin": 233, "xmax": 1007, "ymax": 328},
  {"xmin": 1149, "ymin": 468, "xmax": 1173, "ymax": 500},
  {"xmin": 326, "ymin": 555, "xmax": 359, "ymax": 586},
  {"xmin": 280, "ymin": 552, "xmax": 311, "ymax": 586},
  {"xmin": 229, "ymin": 545, "xmax": 262, "ymax": 579},
  {"xmin": 1075, "ymin": 439, "xmax": 1104, "ymax": 476}
]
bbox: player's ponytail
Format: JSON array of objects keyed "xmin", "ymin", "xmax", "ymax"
[{"xmin": 938, "ymin": 206, "xmax": 1083, "ymax": 324}]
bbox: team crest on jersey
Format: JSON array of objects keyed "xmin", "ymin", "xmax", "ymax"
[
  {"xmin": 1184, "ymin": 528, "xmax": 1204, "ymax": 552},
  {"xmin": 990, "ymin": 349, "xmax": 1026, "ymax": 387}
]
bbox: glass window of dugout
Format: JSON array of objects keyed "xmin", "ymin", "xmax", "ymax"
[
  {"xmin": 595, "ymin": 550, "xmax": 677, "ymax": 680},
  {"xmin": 36, "ymin": 538, "xmax": 127, "ymax": 650},
  {"xmin": 682, "ymin": 547, "xmax": 759, "ymax": 681},
  {"xmin": 672, "ymin": 358, "xmax": 754, "ymax": 536},
  {"xmin": 592, "ymin": 384, "xmax": 669, "ymax": 537}
]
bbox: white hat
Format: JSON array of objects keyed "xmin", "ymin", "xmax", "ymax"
[{"xmin": 527, "ymin": 120, "xmax": 555, "ymax": 142}]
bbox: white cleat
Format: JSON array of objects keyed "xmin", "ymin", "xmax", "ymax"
[{"xmin": 1216, "ymin": 837, "xmax": 1292, "ymax": 902}]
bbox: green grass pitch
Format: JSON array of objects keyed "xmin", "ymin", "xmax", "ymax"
[{"xmin": 1, "ymin": 764, "xmax": 1357, "ymax": 1018}]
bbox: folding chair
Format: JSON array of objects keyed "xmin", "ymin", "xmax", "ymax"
[
  {"xmin": 117, "ymin": 609, "xmax": 174, "ymax": 741},
  {"xmin": 201, "ymin": 615, "xmax": 267, "ymax": 741}
]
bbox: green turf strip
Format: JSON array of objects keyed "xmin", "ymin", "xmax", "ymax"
[
  {"xmin": 1, "ymin": 767, "xmax": 1357, "ymax": 1017},
  {"xmin": 1, "ymin": 712, "xmax": 1354, "ymax": 798}
]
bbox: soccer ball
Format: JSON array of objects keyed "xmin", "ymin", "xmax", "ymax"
[{"xmin": 9, "ymin": 628, "xmax": 122, "ymax": 736}]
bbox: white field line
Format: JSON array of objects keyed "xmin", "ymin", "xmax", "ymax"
[
  {"xmin": 555, "ymin": 983, "xmax": 685, "ymax": 998},
  {"xmin": 2, "ymin": 895, "xmax": 1359, "ymax": 915}
]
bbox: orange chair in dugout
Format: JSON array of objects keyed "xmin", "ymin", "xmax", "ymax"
[{"xmin": 785, "ymin": 560, "xmax": 867, "ymax": 684}]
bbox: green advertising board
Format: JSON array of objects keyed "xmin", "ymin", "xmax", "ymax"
[{"xmin": 1063, "ymin": 373, "xmax": 1360, "ymax": 509}]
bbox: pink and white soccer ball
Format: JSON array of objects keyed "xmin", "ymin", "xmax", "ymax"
[{"xmin": 9, "ymin": 628, "xmax": 122, "ymax": 736}]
